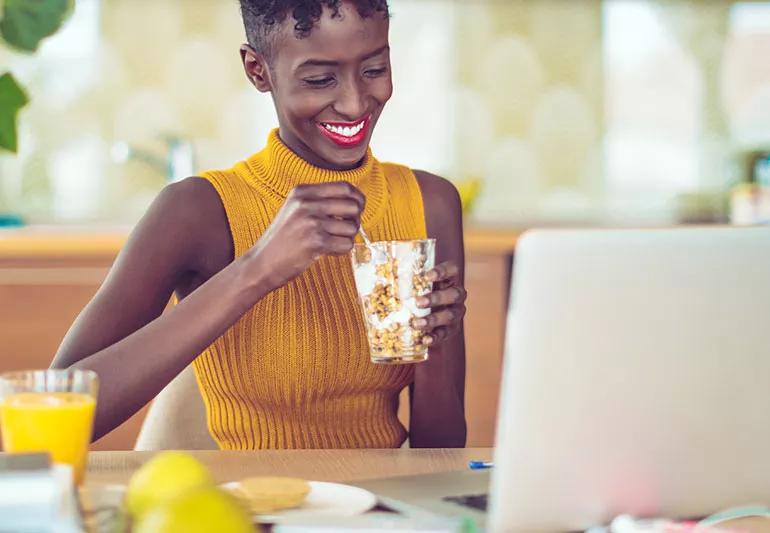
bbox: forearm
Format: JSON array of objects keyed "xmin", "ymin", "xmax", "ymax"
[
  {"xmin": 56, "ymin": 253, "xmax": 272, "ymax": 440},
  {"xmin": 409, "ymin": 332, "xmax": 467, "ymax": 448}
]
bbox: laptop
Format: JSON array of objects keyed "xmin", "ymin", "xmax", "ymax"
[{"xmin": 357, "ymin": 227, "xmax": 770, "ymax": 532}]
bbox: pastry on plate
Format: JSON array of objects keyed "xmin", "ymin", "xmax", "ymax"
[{"xmin": 226, "ymin": 477, "xmax": 310, "ymax": 514}]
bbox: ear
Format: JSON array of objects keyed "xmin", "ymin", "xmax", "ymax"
[{"xmin": 240, "ymin": 44, "xmax": 272, "ymax": 93}]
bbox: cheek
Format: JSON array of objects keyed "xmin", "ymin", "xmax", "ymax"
[
  {"xmin": 282, "ymin": 90, "xmax": 332, "ymax": 124},
  {"xmin": 372, "ymin": 78, "xmax": 393, "ymax": 106}
]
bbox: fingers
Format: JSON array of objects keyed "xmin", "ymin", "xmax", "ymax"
[
  {"xmin": 303, "ymin": 218, "xmax": 357, "ymax": 254},
  {"xmin": 413, "ymin": 305, "xmax": 466, "ymax": 330},
  {"xmin": 291, "ymin": 182, "xmax": 366, "ymax": 210},
  {"xmin": 320, "ymin": 217, "xmax": 359, "ymax": 238},
  {"xmin": 323, "ymin": 235, "xmax": 357, "ymax": 255},
  {"xmin": 416, "ymin": 285, "xmax": 466, "ymax": 309},
  {"xmin": 302, "ymin": 198, "xmax": 362, "ymax": 221},
  {"xmin": 422, "ymin": 326, "xmax": 454, "ymax": 346},
  {"xmin": 287, "ymin": 184, "xmax": 366, "ymax": 235},
  {"xmin": 285, "ymin": 184, "xmax": 366, "ymax": 260},
  {"xmin": 412, "ymin": 277, "xmax": 467, "ymax": 347},
  {"xmin": 426, "ymin": 261, "xmax": 460, "ymax": 283}
]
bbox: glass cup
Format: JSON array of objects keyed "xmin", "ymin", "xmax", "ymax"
[
  {"xmin": 351, "ymin": 239, "xmax": 436, "ymax": 364},
  {"xmin": 0, "ymin": 369, "xmax": 99, "ymax": 485}
]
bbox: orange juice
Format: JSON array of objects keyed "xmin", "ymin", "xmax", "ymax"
[{"xmin": 1, "ymin": 392, "xmax": 95, "ymax": 485}]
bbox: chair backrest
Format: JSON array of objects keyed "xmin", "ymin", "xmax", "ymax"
[{"xmin": 135, "ymin": 364, "xmax": 217, "ymax": 450}]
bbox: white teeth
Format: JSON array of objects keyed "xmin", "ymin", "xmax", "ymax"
[{"xmin": 323, "ymin": 120, "xmax": 365, "ymax": 137}]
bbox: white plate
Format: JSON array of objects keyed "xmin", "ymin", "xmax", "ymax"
[{"xmin": 221, "ymin": 480, "xmax": 377, "ymax": 523}]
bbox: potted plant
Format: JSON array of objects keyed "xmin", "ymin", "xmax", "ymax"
[{"xmin": 0, "ymin": 0, "xmax": 73, "ymax": 226}]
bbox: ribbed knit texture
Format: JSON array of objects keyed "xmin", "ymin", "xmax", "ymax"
[{"xmin": 192, "ymin": 129, "xmax": 427, "ymax": 449}]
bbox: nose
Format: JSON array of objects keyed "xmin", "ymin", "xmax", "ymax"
[{"xmin": 333, "ymin": 77, "xmax": 368, "ymax": 120}]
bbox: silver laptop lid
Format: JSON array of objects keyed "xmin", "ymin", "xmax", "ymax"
[{"xmin": 489, "ymin": 228, "xmax": 770, "ymax": 532}]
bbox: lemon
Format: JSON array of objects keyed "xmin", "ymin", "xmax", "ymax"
[
  {"xmin": 126, "ymin": 452, "xmax": 213, "ymax": 517},
  {"xmin": 134, "ymin": 486, "xmax": 254, "ymax": 533}
]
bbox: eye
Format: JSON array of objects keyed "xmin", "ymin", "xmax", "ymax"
[
  {"xmin": 364, "ymin": 67, "xmax": 388, "ymax": 78},
  {"xmin": 303, "ymin": 76, "xmax": 335, "ymax": 88}
]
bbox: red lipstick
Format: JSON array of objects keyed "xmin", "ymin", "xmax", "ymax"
[{"xmin": 317, "ymin": 115, "xmax": 371, "ymax": 147}]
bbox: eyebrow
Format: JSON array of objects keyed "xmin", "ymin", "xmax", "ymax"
[{"xmin": 295, "ymin": 45, "xmax": 390, "ymax": 70}]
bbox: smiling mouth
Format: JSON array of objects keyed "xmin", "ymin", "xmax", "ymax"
[{"xmin": 317, "ymin": 115, "xmax": 371, "ymax": 147}]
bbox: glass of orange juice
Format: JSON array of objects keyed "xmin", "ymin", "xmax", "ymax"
[{"xmin": 0, "ymin": 369, "xmax": 98, "ymax": 485}]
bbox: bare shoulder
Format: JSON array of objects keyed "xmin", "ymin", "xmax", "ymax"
[
  {"xmin": 413, "ymin": 170, "xmax": 461, "ymax": 211},
  {"xmin": 413, "ymin": 170, "xmax": 462, "ymax": 236},
  {"xmin": 156, "ymin": 176, "xmax": 220, "ymax": 215},
  {"xmin": 135, "ymin": 177, "xmax": 233, "ymax": 273}
]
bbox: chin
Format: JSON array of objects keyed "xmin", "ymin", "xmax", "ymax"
[{"xmin": 324, "ymin": 146, "xmax": 369, "ymax": 168}]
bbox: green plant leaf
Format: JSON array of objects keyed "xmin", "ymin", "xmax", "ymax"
[
  {"xmin": 0, "ymin": 0, "xmax": 73, "ymax": 52},
  {"xmin": 0, "ymin": 72, "xmax": 29, "ymax": 153}
]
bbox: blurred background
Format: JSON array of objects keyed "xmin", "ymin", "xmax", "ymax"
[
  {"xmin": 1, "ymin": 0, "xmax": 769, "ymax": 226},
  {"xmin": 1, "ymin": 0, "xmax": 769, "ymax": 450}
]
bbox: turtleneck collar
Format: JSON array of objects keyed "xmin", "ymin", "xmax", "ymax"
[{"xmin": 243, "ymin": 129, "xmax": 389, "ymax": 229}]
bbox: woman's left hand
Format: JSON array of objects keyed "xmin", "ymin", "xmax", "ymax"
[{"xmin": 413, "ymin": 261, "xmax": 466, "ymax": 347}]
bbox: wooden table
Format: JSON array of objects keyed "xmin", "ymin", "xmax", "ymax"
[
  {"xmin": 86, "ymin": 448, "xmax": 493, "ymax": 486},
  {"xmin": 84, "ymin": 449, "xmax": 770, "ymax": 532},
  {"xmin": 82, "ymin": 449, "xmax": 493, "ymax": 533}
]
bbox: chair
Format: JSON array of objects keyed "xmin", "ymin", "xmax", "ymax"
[{"xmin": 135, "ymin": 365, "xmax": 218, "ymax": 450}]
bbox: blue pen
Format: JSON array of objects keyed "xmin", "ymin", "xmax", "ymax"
[{"xmin": 469, "ymin": 461, "xmax": 493, "ymax": 470}]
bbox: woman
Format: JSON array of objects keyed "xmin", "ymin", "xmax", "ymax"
[{"xmin": 53, "ymin": 0, "xmax": 467, "ymax": 449}]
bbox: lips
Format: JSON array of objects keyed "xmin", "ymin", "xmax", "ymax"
[{"xmin": 317, "ymin": 115, "xmax": 371, "ymax": 148}]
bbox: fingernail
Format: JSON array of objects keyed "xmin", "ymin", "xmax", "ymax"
[
  {"xmin": 417, "ymin": 297, "xmax": 430, "ymax": 308},
  {"xmin": 414, "ymin": 318, "xmax": 427, "ymax": 328},
  {"xmin": 426, "ymin": 271, "xmax": 438, "ymax": 281},
  {"xmin": 424, "ymin": 336, "xmax": 434, "ymax": 345}
]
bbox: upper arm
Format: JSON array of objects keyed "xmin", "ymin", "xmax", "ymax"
[
  {"xmin": 409, "ymin": 170, "xmax": 467, "ymax": 445},
  {"xmin": 52, "ymin": 177, "xmax": 230, "ymax": 369},
  {"xmin": 413, "ymin": 170, "xmax": 465, "ymax": 280}
]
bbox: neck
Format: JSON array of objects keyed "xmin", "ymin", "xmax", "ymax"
[
  {"xmin": 242, "ymin": 128, "xmax": 389, "ymax": 230},
  {"xmin": 278, "ymin": 126, "xmax": 365, "ymax": 171}
]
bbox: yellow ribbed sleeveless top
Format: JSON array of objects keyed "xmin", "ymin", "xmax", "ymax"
[{"xmin": 192, "ymin": 130, "xmax": 427, "ymax": 449}]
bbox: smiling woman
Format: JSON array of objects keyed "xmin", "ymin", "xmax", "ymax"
[
  {"xmin": 239, "ymin": 0, "xmax": 392, "ymax": 169},
  {"xmin": 51, "ymin": 0, "xmax": 467, "ymax": 451}
]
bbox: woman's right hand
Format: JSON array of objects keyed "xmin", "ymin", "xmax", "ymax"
[{"xmin": 247, "ymin": 182, "xmax": 365, "ymax": 289}]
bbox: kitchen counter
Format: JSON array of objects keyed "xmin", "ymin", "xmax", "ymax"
[
  {"xmin": 0, "ymin": 225, "xmax": 523, "ymax": 258},
  {"xmin": 0, "ymin": 226, "xmax": 129, "ymax": 259}
]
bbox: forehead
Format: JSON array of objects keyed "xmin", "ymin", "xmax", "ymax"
[{"xmin": 272, "ymin": 2, "xmax": 390, "ymax": 67}]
